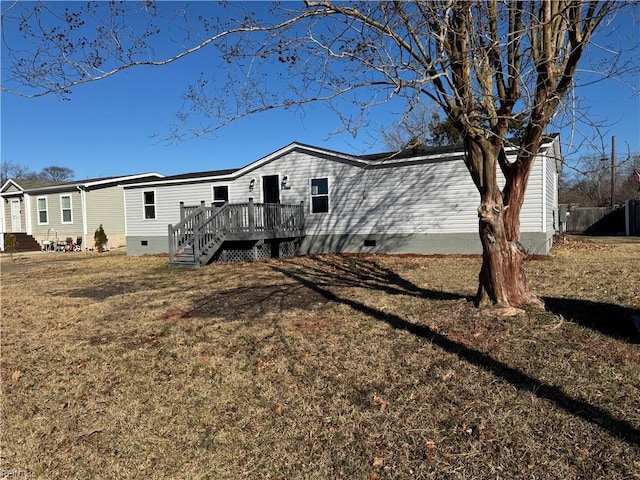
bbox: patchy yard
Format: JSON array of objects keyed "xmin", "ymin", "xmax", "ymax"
[{"xmin": 1, "ymin": 238, "xmax": 639, "ymax": 479}]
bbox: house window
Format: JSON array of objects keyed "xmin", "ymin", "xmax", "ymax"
[
  {"xmin": 37, "ymin": 197, "xmax": 48, "ymax": 224},
  {"xmin": 143, "ymin": 191, "xmax": 156, "ymax": 219},
  {"xmin": 60, "ymin": 195, "xmax": 72, "ymax": 223},
  {"xmin": 213, "ymin": 186, "xmax": 229, "ymax": 207},
  {"xmin": 310, "ymin": 178, "xmax": 329, "ymax": 213}
]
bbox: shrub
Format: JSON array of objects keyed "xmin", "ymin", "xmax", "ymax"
[
  {"xmin": 4, "ymin": 233, "xmax": 18, "ymax": 260},
  {"xmin": 94, "ymin": 224, "xmax": 108, "ymax": 252}
]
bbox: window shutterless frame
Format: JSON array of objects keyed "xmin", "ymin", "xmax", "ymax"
[
  {"xmin": 212, "ymin": 185, "xmax": 229, "ymax": 207},
  {"xmin": 37, "ymin": 197, "xmax": 49, "ymax": 225},
  {"xmin": 60, "ymin": 194, "xmax": 73, "ymax": 223},
  {"xmin": 310, "ymin": 177, "xmax": 330, "ymax": 214},
  {"xmin": 143, "ymin": 190, "xmax": 156, "ymax": 220}
]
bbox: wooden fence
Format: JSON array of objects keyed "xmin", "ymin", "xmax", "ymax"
[
  {"xmin": 627, "ymin": 200, "xmax": 640, "ymax": 236},
  {"xmin": 563, "ymin": 203, "xmax": 638, "ymax": 235}
]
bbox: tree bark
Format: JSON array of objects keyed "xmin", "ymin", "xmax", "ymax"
[
  {"xmin": 471, "ymin": 147, "xmax": 540, "ymax": 314},
  {"xmin": 476, "ymin": 198, "xmax": 534, "ymax": 313}
]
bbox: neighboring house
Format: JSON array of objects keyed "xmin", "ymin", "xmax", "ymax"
[
  {"xmin": 1, "ymin": 174, "xmax": 164, "ymax": 252},
  {"xmin": 123, "ymin": 135, "xmax": 562, "ymax": 264}
]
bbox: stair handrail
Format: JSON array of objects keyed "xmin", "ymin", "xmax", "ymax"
[
  {"xmin": 193, "ymin": 202, "xmax": 239, "ymax": 264},
  {"xmin": 168, "ymin": 202, "xmax": 208, "ymax": 263},
  {"xmin": 169, "ymin": 200, "xmax": 305, "ymax": 265}
]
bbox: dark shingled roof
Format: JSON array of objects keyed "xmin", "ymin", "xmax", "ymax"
[
  {"xmin": 6, "ymin": 174, "xmax": 164, "ymax": 193},
  {"xmin": 158, "ymin": 168, "xmax": 241, "ymax": 181},
  {"xmin": 358, "ymin": 143, "xmax": 464, "ymax": 162},
  {"xmin": 10, "ymin": 179, "xmax": 64, "ymax": 190},
  {"xmin": 358, "ymin": 133, "xmax": 559, "ymax": 163}
]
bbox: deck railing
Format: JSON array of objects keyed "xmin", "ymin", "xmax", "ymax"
[{"xmin": 169, "ymin": 199, "xmax": 305, "ymax": 265}]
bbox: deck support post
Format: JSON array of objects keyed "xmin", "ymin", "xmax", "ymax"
[
  {"xmin": 168, "ymin": 200, "xmax": 306, "ymax": 267},
  {"xmin": 248, "ymin": 198, "xmax": 255, "ymax": 233},
  {"xmin": 168, "ymin": 224, "xmax": 175, "ymax": 263}
]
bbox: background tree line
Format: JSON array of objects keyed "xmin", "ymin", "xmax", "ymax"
[{"xmin": 1, "ymin": 161, "xmax": 74, "ymax": 185}]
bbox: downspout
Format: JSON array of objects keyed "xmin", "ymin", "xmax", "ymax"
[
  {"xmin": 0, "ymin": 197, "xmax": 4, "ymax": 252},
  {"xmin": 24, "ymin": 194, "xmax": 32, "ymax": 235},
  {"xmin": 78, "ymin": 186, "xmax": 88, "ymax": 248},
  {"xmin": 122, "ymin": 187, "xmax": 128, "ymax": 238}
]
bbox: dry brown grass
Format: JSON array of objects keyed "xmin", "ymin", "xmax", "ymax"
[{"xmin": 1, "ymin": 238, "xmax": 639, "ymax": 479}]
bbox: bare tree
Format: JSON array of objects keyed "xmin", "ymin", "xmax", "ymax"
[
  {"xmin": 1, "ymin": 161, "xmax": 74, "ymax": 184},
  {"xmin": 40, "ymin": 166, "xmax": 74, "ymax": 182},
  {"xmin": 380, "ymin": 106, "xmax": 527, "ymax": 151},
  {"xmin": 380, "ymin": 106, "xmax": 462, "ymax": 151},
  {"xmin": 561, "ymin": 151, "xmax": 640, "ymax": 206},
  {"xmin": 3, "ymin": 1, "xmax": 638, "ymax": 312},
  {"xmin": 1, "ymin": 160, "xmax": 35, "ymax": 185}
]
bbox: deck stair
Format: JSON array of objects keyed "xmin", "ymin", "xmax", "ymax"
[{"xmin": 168, "ymin": 199, "xmax": 304, "ymax": 267}]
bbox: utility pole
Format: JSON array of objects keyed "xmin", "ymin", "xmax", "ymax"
[{"xmin": 611, "ymin": 136, "xmax": 616, "ymax": 210}]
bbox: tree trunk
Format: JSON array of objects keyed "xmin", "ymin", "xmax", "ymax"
[
  {"xmin": 470, "ymin": 141, "xmax": 541, "ymax": 314},
  {"xmin": 475, "ymin": 192, "xmax": 539, "ymax": 314}
]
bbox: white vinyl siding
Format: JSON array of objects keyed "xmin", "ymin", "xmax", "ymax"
[
  {"xmin": 37, "ymin": 197, "xmax": 48, "ymax": 224},
  {"xmin": 517, "ymin": 154, "xmax": 545, "ymax": 233},
  {"xmin": 123, "ymin": 141, "xmax": 557, "ymax": 241},
  {"xmin": 304, "ymin": 158, "xmax": 479, "ymax": 236},
  {"xmin": 60, "ymin": 195, "xmax": 73, "ymax": 223},
  {"xmin": 126, "ymin": 184, "xmax": 222, "ymax": 236},
  {"xmin": 545, "ymin": 152, "xmax": 559, "ymax": 233}
]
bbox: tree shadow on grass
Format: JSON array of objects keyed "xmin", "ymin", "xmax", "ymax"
[
  {"xmin": 543, "ymin": 297, "xmax": 640, "ymax": 344},
  {"xmin": 178, "ymin": 254, "xmax": 469, "ymax": 321},
  {"xmin": 270, "ymin": 257, "xmax": 640, "ymax": 447},
  {"xmin": 279, "ymin": 254, "xmax": 471, "ymax": 301}
]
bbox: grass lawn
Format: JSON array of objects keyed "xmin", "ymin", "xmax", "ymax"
[{"xmin": 1, "ymin": 237, "xmax": 639, "ymax": 479}]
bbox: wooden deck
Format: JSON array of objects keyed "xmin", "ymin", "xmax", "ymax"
[{"xmin": 168, "ymin": 199, "xmax": 305, "ymax": 266}]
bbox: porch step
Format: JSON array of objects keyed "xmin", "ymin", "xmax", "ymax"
[
  {"xmin": 169, "ymin": 246, "xmax": 198, "ymax": 267},
  {"xmin": 169, "ymin": 255, "xmax": 199, "ymax": 267},
  {"xmin": 168, "ymin": 201, "xmax": 305, "ymax": 267},
  {"xmin": 3, "ymin": 233, "xmax": 41, "ymax": 252}
]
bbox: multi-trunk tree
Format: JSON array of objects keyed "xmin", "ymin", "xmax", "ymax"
[{"xmin": 3, "ymin": 1, "xmax": 636, "ymax": 312}]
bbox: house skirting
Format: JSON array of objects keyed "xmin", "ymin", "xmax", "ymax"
[
  {"xmin": 127, "ymin": 236, "xmax": 170, "ymax": 256},
  {"xmin": 299, "ymin": 231, "xmax": 553, "ymax": 256},
  {"xmin": 127, "ymin": 231, "xmax": 553, "ymax": 257}
]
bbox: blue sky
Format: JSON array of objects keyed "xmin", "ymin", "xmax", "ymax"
[{"xmin": 1, "ymin": 2, "xmax": 639, "ymax": 181}]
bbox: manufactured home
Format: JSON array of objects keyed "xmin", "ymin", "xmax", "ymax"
[
  {"xmin": 123, "ymin": 136, "xmax": 562, "ymax": 266},
  {"xmin": 0, "ymin": 173, "xmax": 163, "ymax": 252}
]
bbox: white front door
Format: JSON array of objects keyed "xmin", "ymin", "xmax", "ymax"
[{"xmin": 10, "ymin": 199, "xmax": 22, "ymax": 232}]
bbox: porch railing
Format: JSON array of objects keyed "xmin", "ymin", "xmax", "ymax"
[{"xmin": 168, "ymin": 199, "xmax": 304, "ymax": 265}]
